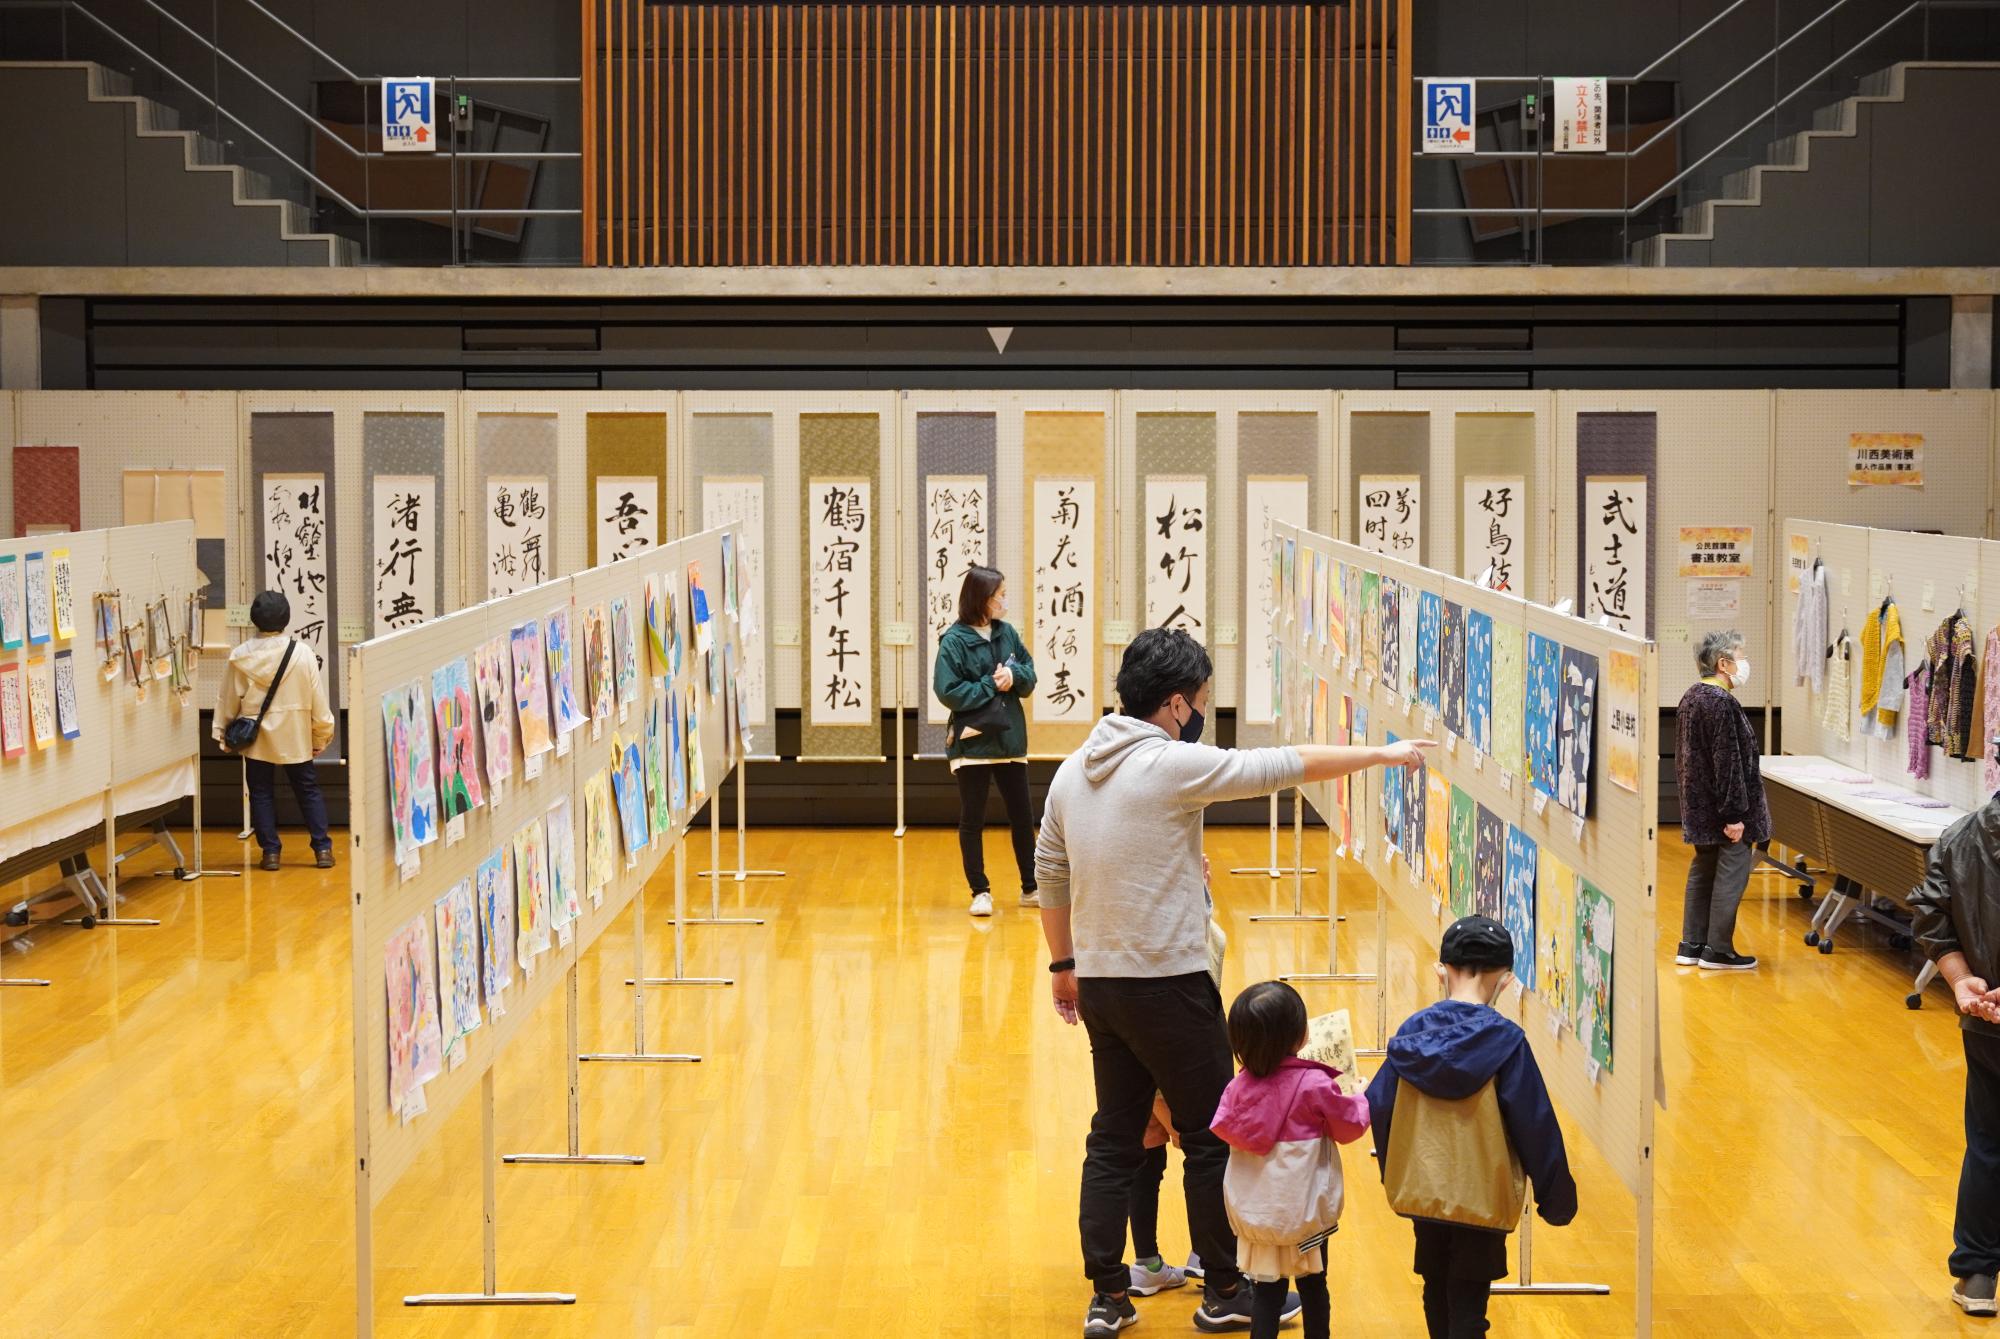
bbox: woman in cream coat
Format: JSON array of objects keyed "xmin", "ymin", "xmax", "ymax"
[{"xmin": 214, "ymin": 591, "xmax": 337, "ymax": 870}]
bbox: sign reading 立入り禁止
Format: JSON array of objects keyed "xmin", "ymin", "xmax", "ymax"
[
  {"xmin": 1848, "ymin": 433, "xmax": 1924, "ymax": 488},
  {"xmin": 1554, "ymin": 77, "xmax": 1607, "ymax": 152},
  {"xmin": 1422, "ymin": 79, "xmax": 1476, "ymax": 154},
  {"xmin": 382, "ymin": 77, "xmax": 437, "ymax": 153}
]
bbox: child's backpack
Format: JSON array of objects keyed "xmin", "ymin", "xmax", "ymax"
[{"xmin": 1383, "ymin": 1077, "xmax": 1526, "ymax": 1232}]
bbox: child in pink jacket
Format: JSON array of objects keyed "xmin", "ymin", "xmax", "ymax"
[{"xmin": 1212, "ymin": 980, "xmax": 1372, "ymax": 1339}]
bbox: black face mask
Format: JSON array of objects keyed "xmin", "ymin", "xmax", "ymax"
[{"xmin": 1177, "ymin": 699, "xmax": 1206, "ymax": 744}]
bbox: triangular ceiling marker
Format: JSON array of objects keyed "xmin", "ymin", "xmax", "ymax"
[{"xmin": 987, "ymin": 326, "xmax": 1014, "ymax": 355}]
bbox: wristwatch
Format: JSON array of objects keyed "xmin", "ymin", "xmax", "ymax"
[{"xmin": 1049, "ymin": 957, "xmax": 1076, "ymax": 974}]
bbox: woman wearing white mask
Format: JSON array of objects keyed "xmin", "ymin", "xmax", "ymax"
[{"xmin": 1674, "ymin": 630, "xmax": 1770, "ymax": 970}]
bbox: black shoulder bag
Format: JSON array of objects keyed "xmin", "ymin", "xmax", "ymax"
[
  {"xmin": 222, "ymin": 639, "xmax": 296, "ymax": 754},
  {"xmin": 948, "ymin": 633, "xmax": 1013, "ymax": 745}
]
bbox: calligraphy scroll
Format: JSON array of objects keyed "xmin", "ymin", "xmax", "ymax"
[
  {"xmin": 1456, "ymin": 412, "xmax": 1537, "ymax": 597},
  {"xmin": 807, "ymin": 478, "xmax": 874, "ymax": 727},
  {"xmin": 1358, "ymin": 475, "xmax": 1422, "ymax": 558},
  {"xmin": 923, "ymin": 475, "xmax": 990, "ymax": 726},
  {"xmin": 585, "ymin": 412, "xmax": 668, "ymax": 566},
  {"xmin": 912, "ymin": 412, "xmax": 997, "ymax": 751},
  {"xmin": 1583, "ymin": 477, "xmax": 1648, "ymax": 637},
  {"xmin": 1463, "ymin": 476, "xmax": 1526, "ymax": 590},
  {"xmin": 251, "ymin": 413, "xmax": 339, "ymax": 721},
  {"xmin": 1144, "ymin": 477, "xmax": 1208, "ymax": 633},
  {"xmin": 594, "ymin": 477, "xmax": 659, "ymax": 563},
  {"xmin": 1243, "ymin": 477, "xmax": 1309, "ymax": 725},
  {"xmin": 486, "ymin": 478, "xmax": 554, "ymax": 598},
  {"xmin": 1025, "ymin": 411, "xmax": 1106, "ymax": 754},
  {"xmin": 476, "ymin": 413, "xmax": 559, "ymax": 602},
  {"xmin": 1576, "ymin": 412, "xmax": 1657, "ymax": 637},
  {"xmin": 1348, "ymin": 412, "xmax": 1429, "ymax": 564},
  {"xmin": 370, "ymin": 476, "xmax": 438, "ymax": 633}
]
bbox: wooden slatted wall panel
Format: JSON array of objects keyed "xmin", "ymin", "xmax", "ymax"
[{"xmin": 586, "ymin": 2, "xmax": 1406, "ymax": 267}]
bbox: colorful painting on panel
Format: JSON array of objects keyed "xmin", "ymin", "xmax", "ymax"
[
  {"xmin": 1575, "ymin": 877, "xmax": 1615, "ymax": 1069},
  {"xmin": 644, "ymin": 684, "xmax": 668, "ymax": 832},
  {"xmin": 1465, "ymin": 609, "xmax": 1494, "ymax": 755},
  {"xmin": 688, "ymin": 560, "xmax": 713, "ymax": 654},
  {"xmin": 1440, "ymin": 600, "xmax": 1467, "ymax": 738},
  {"xmin": 1502, "ymin": 825, "xmax": 1538, "ymax": 992},
  {"xmin": 583, "ymin": 769, "xmax": 617, "ymax": 897},
  {"xmin": 685, "ymin": 681, "xmax": 706, "ymax": 802},
  {"xmin": 611, "ymin": 596, "xmax": 640, "ymax": 708},
  {"xmin": 434, "ymin": 879, "xmax": 482, "ymax": 1060},
  {"xmin": 1492, "ymin": 622, "xmax": 1526, "ymax": 777},
  {"xmin": 1536, "ymin": 848, "xmax": 1577, "ymax": 1027},
  {"xmin": 1380, "ymin": 578, "xmax": 1401, "ymax": 687},
  {"xmin": 582, "ymin": 601, "xmax": 613, "ymax": 722},
  {"xmin": 1606, "ymin": 649, "xmax": 1642, "ymax": 794},
  {"xmin": 1327, "ymin": 558, "xmax": 1346, "ymax": 660},
  {"xmin": 544, "ymin": 605, "xmax": 587, "ymax": 735},
  {"xmin": 1333, "ymin": 694, "xmax": 1353, "ymax": 851},
  {"xmin": 668, "ymin": 687, "xmax": 687, "ymax": 814},
  {"xmin": 1399, "ymin": 581, "xmax": 1419, "ymax": 701},
  {"xmin": 644, "ymin": 574, "xmax": 672, "ymax": 674},
  {"xmin": 1558, "ymin": 647, "xmax": 1600, "ymax": 820},
  {"xmin": 1448, "ymin": 786, "xmax": 1477, "ymax": 918},
  {"xmin": 384, "ymin": 912, "xmax": 445, "ymax": 1117},
  {"xmin": 1526, "ymin": 632, "xmax": 1561, "ymax": 799},
  {"xmin": 1300, "ymin": 548, "xmax": 1318, "ymax": 641},
  {"xmin": 1359, "ymin": 571, "xmax": 1381, "ymax": 679},
  {"xmin": 512, "ymin": 816, "xmax": 552, "ymax": 967},
  {"xmin": 1473, "ymin": 804, "xmax": 1505, "ymax": 920},
  {"xmin": 1425, "ymin": 773, "xmax": 1451, "ymax": 897},
  {"xmin": 382, "ymin": 680, "xmax": 440, "ymax": 866},
  {"xmin": 1416, "ymin": 592, "xmax": 1442, "ymax": 712},
  {"xmin": 1403, "ymin": 753, "xmax": 1427, "ymax": 880},
  {"xmin": 509, "ymin": 619, "xmax": 554, "ymax": 759},
  {"xmin": 475, "ymin": 846, "xmax": 515, "ymax": 1005},
  {"xmin": 611, "ymin": 732, "xmax": 651, "ymax": 855},
  {"xmin": 473, "ymin": 635, "xmax": 515, "ymax": 787},
  {"xmin": 429, "ymin": 658, "xmax": 484, "ymax": 821},
  {"xmin": 545, "ymin": 796, "xmax": 582, "ymax": 933},
  {"xmin": 1383, "ymin": 732, "xmax": 1406, "ymax": 852}
]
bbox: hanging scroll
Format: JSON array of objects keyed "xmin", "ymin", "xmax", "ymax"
[
  {"xmin": 1583, "ymin": 477, "xmax": 1648, "ymax": 636},
  {"xmin": 1244, "ymin": 478, "xmax": 1310, "ymax": 724},
  {"xmin": 923, "ymin": 475, "xmax": 990, "ymax": 726},
  {"xmin": 1145, "ymin": 477, "xmax": 1208, "ymax": 634},
  {"xmin": 486, "ymin": 477, "xmax": 553, "ymax": 599},
  {"xmin": 1463, "ymin": 476, "xmax": 1526, "ymax": 591},
  {"xmin": 371, "ymin": 476, "xmax": 437, "ymax": 634},
  {"xmin": 1033, "ymin": 478, "xmax": 1097, "ymax": 725},
  {"xmin": 585, "ymin": 412, "xmax": 668, "ymax": 565},
  {"xmin": 594, "ymin": 477, "xmax": 659, "ymax": 562},
  {"xmin": 261, "ymin": 475, "xmax": 332, "ymax": 672},
  {"xmin": 1358, "ymin": 475, "xmax": 1422, "ymax": 559},
  {"xmin": 807, "ymin": 479, "xmax": 874, "ymax": 727}
]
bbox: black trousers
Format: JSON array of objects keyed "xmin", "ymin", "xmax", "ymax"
[
  {"xmin": 1129, "ymin": 1143, "xmax": 1169, "ymax": 1260},
  {"xmin": 955, "ymin": 762, "xmax": 1036, "ymax": 897},
  {"xmin": 1077, "ymin": 972, "xmax": 1241, "ymax": 1299},
  {"xmin": 1681, "ymin": 840, "xmax": 1753, "ymax": 953},
  {"xmin": 1254, "ymin": 1272, "xmax": 1328, "ymax": 1339},
  {"xmin": 1953, "ymin": 1028, "xmax": 2000, "ymax": 1278},
  {"xmin": 1413, "ymin": 1220, "xmax": 1506, "ymax": 1339}
]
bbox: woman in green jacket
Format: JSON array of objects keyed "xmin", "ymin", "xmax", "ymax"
[{"xmin": 934, "ymin": 565, "xmax": 1038, "ymax": 917}]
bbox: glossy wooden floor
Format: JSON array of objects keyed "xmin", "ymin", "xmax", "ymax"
[{"xmin": 0, "ymin": 823, "xmax": 1987, "ymax": 1336}]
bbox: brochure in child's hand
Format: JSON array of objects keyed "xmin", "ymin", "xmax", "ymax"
[{"xmin": 1302, "ymin": 1010, "xmax": 1364, "ymax": 1096}]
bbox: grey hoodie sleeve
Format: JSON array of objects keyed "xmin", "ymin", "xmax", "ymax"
[
  {"xmin": 1170, "ymin": 743, "xmax": 1306, "ymax": 810},
  {"xmin": 1034, "ymin": 789, "xmax": 1071, "ymax": 909}
]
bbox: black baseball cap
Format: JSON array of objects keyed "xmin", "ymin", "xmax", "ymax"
[{"xmin": 1440, "ymin": 915, "xmax": 1514, "ymax": 970}]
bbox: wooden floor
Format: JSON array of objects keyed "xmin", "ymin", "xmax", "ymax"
[{"xmin": 0, "ymin": 822, "xmax": 1987, "ymax": 1336}]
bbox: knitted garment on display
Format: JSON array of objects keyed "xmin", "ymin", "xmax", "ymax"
[
  {"xmin": 1822, "ymin": 635, "xmax": 1854, "ymax": 744},
  {"xmin": 1922, "ymin": 613, "xmax": 1978, "ymax": 760},
  {"xmin": 1907, "ymin": 669, "xmax": 1932, "ymax": 780},
  {"xmin": 1859, "ymin": 600, "xmax": 1905, "ymax": 740},
  {"xmin": 1794, "ymin": 562, "xmax": 1829, "ymax": 693}
]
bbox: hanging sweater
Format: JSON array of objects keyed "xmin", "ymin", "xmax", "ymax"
[
  {"xmin": 1982, "ymin": 627, "xmax": 2000, "ymax": 795},
  {"xmin": 1821, "ymin": 633, "xmax": 1854, "ymax": 744},
  {"xmin": 1924, "ymin": 613, "xmax": 1980, "ymax": 760},
  {"xmin": 1908, "ymin": 668, "xmax": 1932, "ymax": 780},
  {"xmin": 1859, "ymin": 600, "xmax": 1905, "ymax": 740},
  {"xmin": 1794, "ymin": 562, "xmax": 1829, "ymax": 693}
]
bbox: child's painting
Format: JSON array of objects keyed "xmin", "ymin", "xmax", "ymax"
[
  {"xmin": 685, "ymin": 681, "xmax": 707, "ymax": 802},
  {"xmin": 381, "ymin": 680, "xmax": 440, "ymax": 866},
  {"xmin": 1473, "ymin": 803, "xmax": 1505, "ymax": 920},
  {"xmin": 509, "ymin": 619, "xmax": 554, "ymax": 760},
  {"xmin": 611, "ymin": 596, "xmax": 640, "ymax": 708},
  {"xmin": 25, "ymin": 656, "xmax": 54, "ymax": 749},
  {"xmin": 1536, "ymin": 848, "xmax": 1577, "ymax": 1027},
  {"xmin": 429, "ymin": 658, "xmax": 485, "ymax": 821},
  {"xmin": 53, "ymin": 650, "xmax": 80, "ymax": 741},
  {"xmin": 1383, "ymin": 732, "xmax": 1406, "ymax": 853},
  {"xmin": 1416, "ymin": 592, "xmax": 1442, "ymax": 711},
  {"xmin": 688, "ymin": 560, "xmax": 713, "ymax": 654},
  {"xmin": 434, "ymin": 879, "xmax": 482, "ymax": 1061},
  {"xmin": 1403, "ymin": 753, "xmax": 1427, "ymax": 880},
  {"xmin": 1575, "ymin": 877, "xmax": 1615, "ymax": 1069},
  {"xmin": 1425, "ymin": 772, "xmax": 1450, "ymax": 898},
  {"xmin": 582, "ymin": 601, "xmax": 613, "ymax": 722},
  {"xmin": 0, "ymin": 662, "xmax": 22, "ymax": 758},
  {"xmin": 583, "ymin": 769, "xmax": 617, "ymax": 897},
  {"xmin": 545, "ymin": 796, "xmax": 582, "ymax": 933},
  {"xmin": 1380, "ymin": 579, "xmax": 1401, "ymax": 688},
  {"xmin": 1440, "ymin": 600, "xmax": 1467, "ymax": 739},
  {"xmin": 1313, "ymin": 676, "xmax": 1329, "ymax": 746},
  {"xmin": 1333, "ymin": 695, "xmax": 1352, "ymax": 852},
  {"xmin": 1447, "ymin": 785, "xmax": 1476, "ymax": 918},
  {"xmin": 1326, "ymin": 558, "xmax": 1345, "ymax": 660},
  {"xmin": 512, "ymin": 816, "xmax": 552, "ymax": 968},
  {"xmin": 611, "ymin": 732, "xmax": 651, "ymax": 855},
  {"xmin": 475, "ymin": 845, "xmax": 515, "ymax": 1006},
  {"xmin": 1605, "ymin": 650, "xmax": 1642, "ymax": 794},
  {"xmin": 1465, "ymin": 609, "xmax": 1494, "ymax": 755},
  {"xmin": 1492, "ymin": 622, "xmax": 1526, "ymax": 777},
  {"xmin": 1558, "ymin": 647, "xmax": 1600, "ymax": 820},
  {"xmin": 1399, "ymin": 580, "xmax": 1419, "ymax": 701},
  {"xmin": 473, "ymin": 635, "xmax": 515, "ymax": 787},
  {"xmin": 544, "ymin": 606, "xmax": 587, "ymax": 735},
  {"xmin": 644, "ymin": 574, "xmax": 674, "ymax": 675},
  {"xmin": 1526, "ymin": 632, "xmax": 1561, "ymax": 799},
  {"xmin": 1502, "ymin": 825, "xmax": 1538, "ymax": 992},
  {"xmin": 1300, "ymin": 548, "xmax": 1318, "ymax": 642},
  {"xmin": 644, "ymin": 684, "xmax": 668, "ymax": 832},
  {"xmin": 1359, "ymin": 571, "xmax": 1381, "ymax": 679},
  {"xmin": 668, "ymin": 687, "xmax": 687, "ymax": 814},
  {"xmin": 384, "ymin": 912, "xmax": 445, "ymax": 1118}
]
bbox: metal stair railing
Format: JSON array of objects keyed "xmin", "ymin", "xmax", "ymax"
[
  {"xmin": 1408, "ymin": 0, "xmax": 2000, "ymax": 264},
  {"xmin": 0, "ymin": 0, "xmax": 582, "ymax": 264}
]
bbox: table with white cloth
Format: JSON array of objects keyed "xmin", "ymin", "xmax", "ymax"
[{"xmin": 0, "ymin": 760, "xmax": 197, "ymax": 926}]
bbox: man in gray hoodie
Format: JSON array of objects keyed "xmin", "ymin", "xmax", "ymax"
[{"xmin": 1037, "ymin": 627, "xmax": 1430, "ymax": 1336}]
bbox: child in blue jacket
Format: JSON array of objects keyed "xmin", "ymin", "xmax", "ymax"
[{"xmin": 1365, "ymin": 916, "xmax": 1578, "ymax": 1338}]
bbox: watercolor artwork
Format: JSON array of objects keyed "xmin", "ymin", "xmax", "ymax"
[
  {"xmin": 611, "ymin": 596, "xmax": 640, "ymax": 708},
  {"xmin": 645, "ymin": 574, "xmax": 672, "ymax": 674},
  {"xmin": 1558, "ymin": 647, "xmax": 1600, "ymax": 820},
  {"xmin": 1526, "ymin": 632, "xmax": 1561, "ymax": 800},
  {"xmin": 1473, "ymin": 803, "xmax": 1505, "ymax": 920},
  {"xmin": 668, "ymin": 687, "xmax": 687, "ymax": 814},
  {"xmin": 1448, "ymin": 785, "xmax": 1476, "ymax": 919},
  {"xmin": 545, "ymin": 796, "xmax": 582, "ymax": 933},
  {"xmin": 644, "ymin": 684, "xmax": 668, "ymax": 832},
  {"xmin": 1416, "ymin": 592, "xmax": 1442, "ymax": 712},
  {"xmin": 1606, "ymin": 649, "xmax": 1642, "ymax": 794},
  {"xmin": 611, "ymin": 732, "xmax": 651, "ymax": 856},
  {"xmin": 1327, "ymin": 558, "xmax": 1346, "ymax": 660},
  {"xmin": 1399, "ymin": 580, "xmax": 1419, "ymax": 701},
  {"xmin": 475, "ymin": 845, "xmax": 515, "ymax": 1006},
  {"xmin": 685, "ymin": 681, "xmax": 706, "ymax": 803},
  {"xmin": 583, "ymin": 769, "xmax": 617, "ymax": 897},
  {"xmin": 544, "ymin": 605, "xmax": 587, "ymax": 735},
  {"xmin": 688, "ymin": 560, "xmax": 713, "ymax": 655},
  {"xmin": 1492, "ymin": 622, "xmax": 1526, "ymax": 777},
  {"xmin": 382, "ymin": 680, "xmax": 440, "ymax": 866},
  {"xmin": 582, "ymin": 601, "xmax": 613, "ymax": 722},
  {"xmin": 1403, "ymin": 753, "xmax": 1427, "ymax": 879},
  {"xmin": 512, "ymin": 816, "xmax": 552, "ymax": 967},
  {"xmin": 1440, "ymin": 600, "xmax": 1467, "ymax": 739},
  {"xmin": 1502, "ymin": 825, "xmax": 1538, "ymax": 991},
  {"xmin": 1536, "ymin": 848, "xmax": 1577, "ymax": 1027},
  {"xmin": 1425, "ymin": 772, "xmax": 1451, "ymax": 899},
  {"xmin": 1380, "ymin": 579, "xmax": 1401, "ymax": 688},
  {"xmin": 509, "ymin": 619, "xmax": 554, "ymax": 759},
  {"xmin": 1465, "ymin": 609, "xmax": 1494, "ymax": 756},
  {"xmin": 429, "ymin": 658, "xmax": 485, "ymax": 821},
  {"xmin": 384, "ymin": 912, "xmax": 445, "ymax": 1118},
  {"xmin": 1383, "ymin": 732, "xmax": 1406, "ymax": 852},
  {"xmin": 472, "ymin": 635, "xmax": 515, "ymax": 787},
  {"xmin": 434, "ymin": 879, "xmax": 482, "ymax": 1061},
  {"xmin": 1575, "ymin": 877, "xmax": 1615, "ymax": 1069},
  {"xmin": 1300, "ymin": 548, "xmax": 1317, "ymax": 641},
  {"xmin": 1359, "ymin": 571, "xmax": 1381, "ymax": 679}
]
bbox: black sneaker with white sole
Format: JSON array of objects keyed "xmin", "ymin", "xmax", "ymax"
[
  {"xmin": 1674, "ymin": 941, "xmax": 1705, "ymax": 966},
  {"xmin": 1699, "ymin": 947, "xmax": 1758, "ymax": 971},
  {"xmin": 1955, "ymin": 1273, "xmax": 1998, "ymax": 1316},
  {"xmin": 1084, "ymin": 1292, "xmax": 1138, "ymax": 1335},
  {"xmin": 1193, "ymin": 1286, "xmax": 1299, "ymax": 1332}
]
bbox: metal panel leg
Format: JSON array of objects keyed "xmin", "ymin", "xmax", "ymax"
[
  {"xmin": 698, "ymin": 757, "xmax": 785, "ymax": 881},
  {"xmin": 1253, "ymin": 788, "xmax": 1334, "ymax": 923},
  {"xmin": 505, "ymin": 965, "xmax": 646, "ymax": 1164},
  {"xmin": 1230, "ymin": 791, "xmax": 1317, "ymax": 877},
  {"xmin": 626, "ymin": 831, "xmax": 732, "ymax": 988},
  {"xmin": 684, "ymin": 781, "xmax": 763, "ymax": 926},
  {"xmin": 1489, "ymin": 1214, "xmax": 1613, "ymax": 1298},
  {"xmin": 587, "ymin": 841, "xmax": 708, "ymax": 1060}
]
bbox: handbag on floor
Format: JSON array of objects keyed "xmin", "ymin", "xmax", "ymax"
[{"xmin": 221, "ymin": 639, "xmax": 296, "ymax": 755}]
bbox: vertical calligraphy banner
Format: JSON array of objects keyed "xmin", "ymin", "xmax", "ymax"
[
  {"xmin": 11, "ymin": 445, "xmax": 81, "ymax": 536},
  {"xmin": 1239, "ymin": 412, "xmax": 1319, "ymax": 747},
  {"xmin": 1348, "ymin": 412, "xmax": 1430, "ymax": 565},
  {"xmin": 585, "ymin": 412, "xmax": 669, "ymax": 565},
  {"xmin": 692, "ymin": 413, "xmax": 774, "ymax": 743},
  {"xmin": 475, "ymin": 413, "xmax": 559, "ymax": 602},
  {"xmin": 798, "ymin": 413, "xmax": 882, "ymax": 758},
  {"xmin": 1357, "ymin": 474, "xmax": 1423, "ymax": 558},
  {"xmin": 1583, "ymin": 477, "xmax": 1649, "ymax": 638},
  {"xmin": 917, "ymin": 412, "xmax": 997, "ymax": 751},
  {"xmin": 1575, "ymin": 411, "xmax": 1658, "ymax": 637},
  {"xmin": 1024, "ymin": 411, "xmax": 1106, "ymax": 757},
  {"xmin": 1455, "ymin": 412, "xmax": 1537, "ymax": 595},
  {"xmin": 361, "ymin": 412, "xmax": 446, "ymax": 635},
  {"xmin": 250, "ymin": 411, "xmax": 339, "ymax": 739},
  {"xmin": 1136, "ymin": 412, "xmax": 1217, "ymax": 639}
]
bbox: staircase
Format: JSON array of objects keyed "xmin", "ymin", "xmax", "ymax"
[
  {"xmin": 1634, "ymin": 62, "xmax": 2000, "ymax": 267},
  {"xmin": 0, "ymin": 61, "xmax": 356, "ymax": 266}
]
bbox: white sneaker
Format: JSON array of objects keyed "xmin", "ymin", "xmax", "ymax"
[
  {"xmin": 970, "ymin": 892, "xmax": 994, "ymax": 917},
  {"xmin": 1184, "ymin": 1253, "xmax": 1205, "ymax": 1280},
  {"xmin": 1129, "ymin": 1258, "xmax": 1187, "ymax": 1295},
  {"xmin": 1021, "ymin": 889, "xmax": 1041, "ymax": 909}
]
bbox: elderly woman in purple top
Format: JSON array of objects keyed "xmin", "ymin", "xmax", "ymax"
[{"xmin": 1674, "ymin": 629, "xmax": 1771, "ymax": 972}]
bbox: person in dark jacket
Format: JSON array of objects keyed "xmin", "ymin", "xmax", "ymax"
[
  {"xmin": 1673, "ymin": 629, "xmax": 1771, "ymax": 971},
  {"xmin": 933, "ymin": 565, "xmax": 1038, "ymax": 917},
  {"xmin": 1366, "ymin": 917, "xmax": 1577, "ymax": 1339},
  {"xmin": 1910, "ymin": 780, "xmax": 2000, "ymax": 1318}
]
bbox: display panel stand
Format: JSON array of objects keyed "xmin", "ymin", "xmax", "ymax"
[
  {"xmin": 403, "ymin": 1071, "xmax": 575, "ymax": 1311},
  {"xmin": 1489, "ymin": 1215, "xmax": 1612, "ymax": 1299},
  {"xmin": 502, "ymin": 963, "xmax": 646, "ymax": 1166},
  {"xmin": 683, "ymin": 787, "xmax": 764, "ymax": 926},
  {"xmin": 178, "ymin": 781, "xmax": 240, "ymax": 882},
  {"xmin": 586, "ymin": 840, "xmax": 709, "ymax": 1060},
  {"xmin": 1229, "ymin": 792, "xmax": 1318, "ymax": 877},
  {"xmin": 1250, "ymin": 790, "xmax": 1335, "ymax": 924},
  {"xmin": 1280, "ymin": 825, "xmax": 1385, "ymax": 1053},
  {"xmin": 63, "ymin": 794, "xmax": 160, "ymax": 928},
  {"xmin": 236, "ymin": 759, "xmax": 254, "ymax": 841},
  {"xmin": 696, "ymin": 756, "xmax": 787, "ymax": 882}
]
